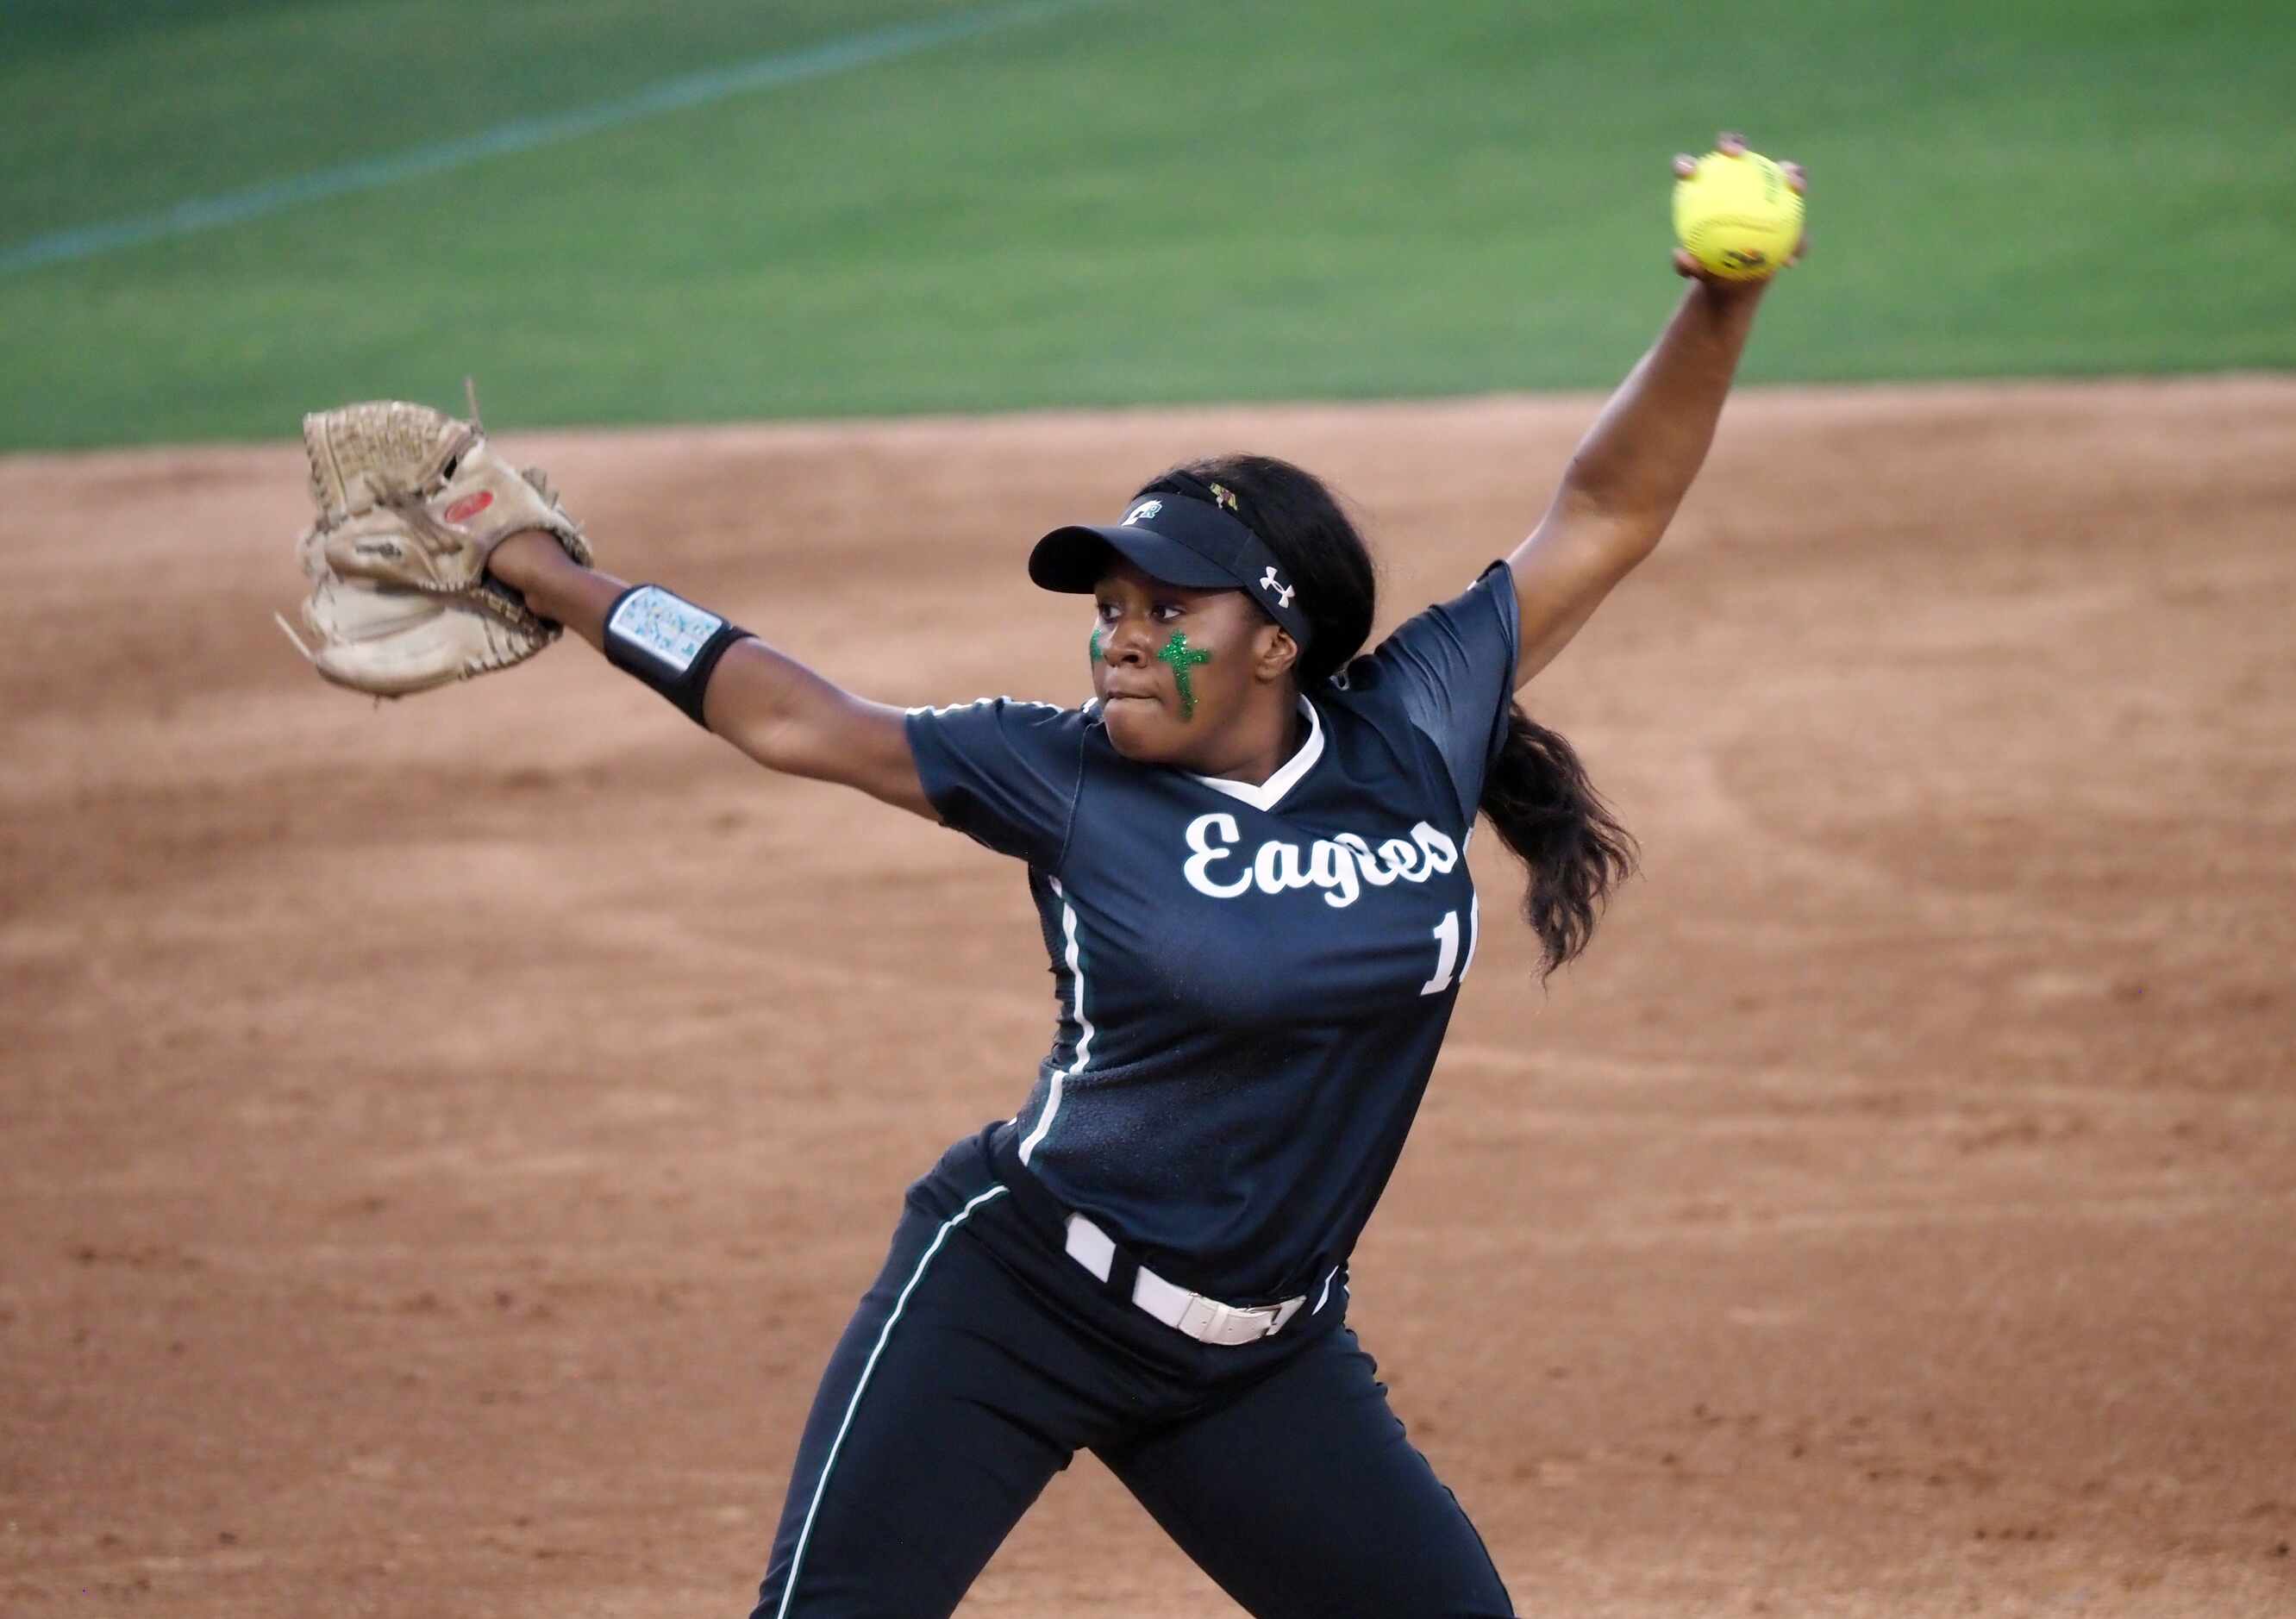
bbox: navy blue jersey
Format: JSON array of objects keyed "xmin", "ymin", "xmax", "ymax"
[{"xmin": 904, "ymin": 563, "xmax": 1520, "ymax": 1303}]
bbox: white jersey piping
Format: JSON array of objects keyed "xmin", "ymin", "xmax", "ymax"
[
  {"xmin": 1017, "ymin": 876, "xmax": 1092, "ymax": 1165},
  {"xmin": 774, "ymin": 1182, "xmax": 1009, "ymax": 1616}
]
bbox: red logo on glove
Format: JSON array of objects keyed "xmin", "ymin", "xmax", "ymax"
[{"xmin": 443, "ymin": 491, "xmax": 494, "ymax": 524}]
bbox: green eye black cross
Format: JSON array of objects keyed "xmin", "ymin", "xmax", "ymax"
[{"xmin": 1158, "ymin": 633, "xmax": 1211, "ymax": 719}]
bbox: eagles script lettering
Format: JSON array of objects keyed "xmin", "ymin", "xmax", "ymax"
[{"xmin": 1182, "ymin": 812, "xmax": 1459, "ymax": 910}]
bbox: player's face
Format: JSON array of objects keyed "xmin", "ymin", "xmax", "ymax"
[{"xmin": 1090, "ymin": 561, "xmax": 1286, "ymax": 766}]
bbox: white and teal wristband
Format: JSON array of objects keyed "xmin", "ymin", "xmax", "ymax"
[{"xmin": 604, "ymin": 584, "xmax": 753, "ymax": 727}]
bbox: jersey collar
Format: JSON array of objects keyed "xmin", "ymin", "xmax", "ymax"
[{"xmin": 1187, "ymin": 697, "xmax": 1324, "ymax": 814}]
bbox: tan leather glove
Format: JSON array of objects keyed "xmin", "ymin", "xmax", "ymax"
[{"xmin": 278, "ymin": 389, "xmax": 593, "ymax": 697}]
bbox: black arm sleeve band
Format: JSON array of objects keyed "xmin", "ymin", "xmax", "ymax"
[{"xmin": 603, "ymin": 584, "xmax": 754, "ymax": 728}]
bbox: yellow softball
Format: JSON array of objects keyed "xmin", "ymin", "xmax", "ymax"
[{"xmin": 1673, "ymin": 148, "xmax": 1804, "ymax": 281}]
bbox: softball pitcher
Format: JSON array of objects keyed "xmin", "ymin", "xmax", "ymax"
[{"xmin": 285, "ymin": 136, "xmax": 1803, "ymax": 1616}]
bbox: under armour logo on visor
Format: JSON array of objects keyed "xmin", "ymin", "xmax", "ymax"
[
  {"xmin": 1122, "ymin": 500, "xmax": 1162, "ymax": 526},
  {"xmin": 1259, "ymin": 566, "xmax": 1295, "ymax": 609}
]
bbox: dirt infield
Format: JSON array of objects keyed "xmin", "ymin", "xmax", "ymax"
[{"xmin": 4, "ymin": 378, "xmax": 2293, "ymax": 1617}]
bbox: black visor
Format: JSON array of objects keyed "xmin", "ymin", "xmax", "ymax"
[{"xmin": 1028, "ymin": 486, "xmax": 1312, "ymax": 650}]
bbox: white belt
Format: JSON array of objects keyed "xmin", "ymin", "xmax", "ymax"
[{"xmin": 1062, "ymin": 1212, "xmax": 1305, "ymax": 1347}]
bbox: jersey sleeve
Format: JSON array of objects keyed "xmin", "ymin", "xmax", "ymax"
[
  {"xmin": 1354, "ymin": 561, "xmax": 1521, "ymax": 822},
  {"xmin": 904, "ymin": 698, "xmax": 1088, "ymax": 869}
]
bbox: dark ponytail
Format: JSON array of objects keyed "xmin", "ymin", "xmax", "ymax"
[
  {"xmin": 1136, "ymin": 453, "xmax": 1635, "ymax": 977},
  {"xmin": 1479, "ymin": 704, "xmax": 1637, "ymax": 978}
]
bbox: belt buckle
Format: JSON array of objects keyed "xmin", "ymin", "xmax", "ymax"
[
  {"xmin": 1223, "ymin": 1302, "xmax": 1278, "ymax": 1344},
  {"xmin": 1183, "ymin": 1295, "xmax": 1292, "ymax": 1346},
  {"xmin": 1176, "ymin": 1295, "xmax": 1248, "ymax": 1345},
  {"xmin": 1209, "ymin": 1301, "xmax": 1268, "ymax": 1346}
]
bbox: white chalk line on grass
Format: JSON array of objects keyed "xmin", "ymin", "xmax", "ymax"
[{"xmin": 0, "ymin": 0, "xmax": 1112, "ymax": 278}]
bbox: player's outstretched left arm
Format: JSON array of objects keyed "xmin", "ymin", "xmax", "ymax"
[
  {"xmin": 486, "ymin": 537, "xmax": 936, "ymax": 817},
  {"xmin": 1505, "ymin": 131, "xmax": 1806, "ymax": 688}
]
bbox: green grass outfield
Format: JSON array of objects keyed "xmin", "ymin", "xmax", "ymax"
[{"xmin": 4, "ymin": 0, "xmax": 2292, "ymax": 449}]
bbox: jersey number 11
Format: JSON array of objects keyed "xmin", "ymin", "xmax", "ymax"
[{"xmin": 1419, "ymin": 904, "xmax": 1479, "ymax": 997}]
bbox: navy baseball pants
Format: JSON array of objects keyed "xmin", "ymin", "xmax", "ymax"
[{"xmin": 748, "ymin": 1129, "xmax": 1512, "ymax": 1617}]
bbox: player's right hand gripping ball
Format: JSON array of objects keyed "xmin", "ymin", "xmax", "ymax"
[{"xmin": 1673, "ymin": 147, "xmax": 1805, "ymax": 281}]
